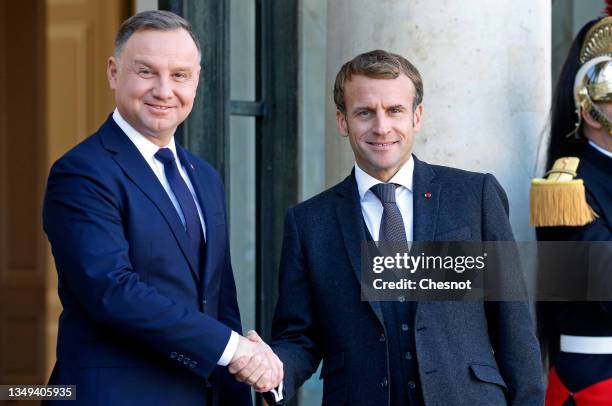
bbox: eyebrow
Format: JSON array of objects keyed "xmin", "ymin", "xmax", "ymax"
[
  {"xmin": 352, "ymin": 105, "xmax": 375, "ymax": 112},
  {"xmin": 133, "ymin": 59, "xmax": 153, "ymax": 67},
  {"xmin": 133, "ymin": 59, "xmax": 195, "ymax": 71},
  {"xmin": 352, "ymin": 104, "xmax": 407, "ymax": 113}
]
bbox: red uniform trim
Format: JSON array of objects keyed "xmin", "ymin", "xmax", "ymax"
[{"xmin": 546, "ymin": 367, "xmax": 612, "ymax": 405}]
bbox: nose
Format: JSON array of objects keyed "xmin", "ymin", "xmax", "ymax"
[
  {"xmin": 152, "ymin": 75, "xmax": 173, "ymax": 100},
  {"xmin": 373, "ymin": 110, "xmax": 391, "ymax": 136}
]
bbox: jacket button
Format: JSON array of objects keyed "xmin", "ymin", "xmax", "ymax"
[
  {"xmin": 170, "ymin": 352, "xmax": 177, "ymax": 359},
  {"xmin": 408, "ymin": 381, "xmax": 416, "ymax": 389},
  {"xmin": 381, "ymin": 377, "xmax": 388, "ymax": 388},
  {"xmin": 190, "ymin": 361, "xmax": 197, "ymax": 368},
  {"xmin": 177, "ymin": 354, "xmax": 184, "ymax": 361},
  {"xmin": 379, "ymin": 333, "xmax": 386, "ymax": 342},
  {"xmin": 184, "ymin": 357, "xmax": 191, "ymax": 365}
]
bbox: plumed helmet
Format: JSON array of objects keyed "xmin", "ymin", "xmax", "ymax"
[{"xmin": 574, "ymin": 16, "xmax": 612, "ymax": 134}]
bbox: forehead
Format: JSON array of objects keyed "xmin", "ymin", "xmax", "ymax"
[
  {"xmin": 343, "ymin": 74, "xmax": 415, "ymax": 108},
  {"xmin": 120, "ymin": 28, "xmax": 200, "ymax": 65}
]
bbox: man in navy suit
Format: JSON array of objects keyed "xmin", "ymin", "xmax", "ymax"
[
  {"xmin": 43, "ymin": 10, "xmax": 280, "ymax": 405},
  {"xmin": 252, "ymin": 50, "xmax": 544, "ymax": 404}
]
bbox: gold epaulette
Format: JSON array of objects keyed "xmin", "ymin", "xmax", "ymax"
[{"xmin": 530, "ymin": 157, "xmax": 598, "ymax": 227}]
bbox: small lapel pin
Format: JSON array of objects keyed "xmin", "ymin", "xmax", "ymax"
[
  {"xmin": 424, "ymin": 192, "xmax": 432, "ymax": 198},
  {"xmin": 190, "ymin": 164, "xmax": 195, "ymax": 170}
]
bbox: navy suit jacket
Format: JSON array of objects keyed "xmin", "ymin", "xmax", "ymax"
[
  {"xmin": 271, "ymin": 157, "xmax": 544, "ymax": 405},
  {"xmin": 43, "ymin": 116, "xmax": 251, "ymax": 405}
]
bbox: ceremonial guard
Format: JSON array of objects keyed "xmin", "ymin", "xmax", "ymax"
[{"xmin": 531, "ymin": 10, "xmax": 612, "ymax": 406}]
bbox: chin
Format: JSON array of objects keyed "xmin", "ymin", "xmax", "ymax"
[
  {"xmin": 145, "ymin": 118, "xmax": 172, "ymax": 131},
  {"xmin": 372, "ymin": 158, "xmax": 399, "ymax": 170}
]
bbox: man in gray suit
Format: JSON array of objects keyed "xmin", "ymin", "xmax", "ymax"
[{"xmin": 244, "ymin": 50, "xmax": 544, "ymax": 404}]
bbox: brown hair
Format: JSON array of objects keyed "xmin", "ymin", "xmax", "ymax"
[
  {"xmin": 333, "ymin": 49, "xmax": 423, "ymax": 114},
  {"xmin": 114, "ymin": 10, "xmax": 200, "ymax": 59}
]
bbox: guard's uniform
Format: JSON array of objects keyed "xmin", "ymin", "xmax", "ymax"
[{"xmin": 537, "ymin": 143, "xmax": 612, "ymax": 406}]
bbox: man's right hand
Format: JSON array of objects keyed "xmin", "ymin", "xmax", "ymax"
[{"xmin": 228, "ymin": 331, "xmax": 283, "ymax": 393}]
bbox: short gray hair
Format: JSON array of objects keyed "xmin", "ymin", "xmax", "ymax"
[{"xmin": 114, "ymin": 10, "xmax": 200, "ymax": 59}]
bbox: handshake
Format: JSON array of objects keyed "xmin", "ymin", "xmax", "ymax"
[{"xmin": 228, "ymin": 331, "xmax": 283, "ymax": 393}]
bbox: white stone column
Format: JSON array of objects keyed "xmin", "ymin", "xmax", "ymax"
[{"xmin": 325, "ymin": 0, "xmax": 551, "ymax": 240}]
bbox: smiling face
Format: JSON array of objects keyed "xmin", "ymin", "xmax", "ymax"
[
  {"xmin": 336, "ymin": 74, "xmax": 423, "ymax": 182},
  {"xmin": 107, "ymin": 28, "xmax": 201, "ymax": 146}
]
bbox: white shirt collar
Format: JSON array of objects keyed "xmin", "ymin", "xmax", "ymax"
[
  {"xmin": 588, "ymin": 140, "xmax": 612, "ymax": 159},
  {"xmin": 112, "ymin": 108, "xmax": 178, "ymax": 161},
  {"xmin": 355, "ymin": 156, "xmax": 414, "ymax": 201}
]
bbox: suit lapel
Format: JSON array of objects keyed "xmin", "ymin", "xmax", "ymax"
[
  {"xmin": 176, "ymin": 145, "xmax": 216, "ymax": 292},
  {"xmin": 99, "ymin": 117, "xmax": 200, "ymax": 282},
  {"xmin": 335, "ymin": 172, "xmax": 384, "ymax": 326},
  {"xmin": 411, "ymin": 156, "xmax": 440, "ymax": 318},
  {"xmin": 412, "ymin": 156, "xmax": 440, "ymax": 241}
]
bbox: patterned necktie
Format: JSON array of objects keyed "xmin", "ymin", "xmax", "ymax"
[
  {"xmin": 370, "ymin": 183, "xmax": 407, "ymax": 243},
  {"xmin": 154, "ymin": 148, "xmax": 204, "ymax": 270}
]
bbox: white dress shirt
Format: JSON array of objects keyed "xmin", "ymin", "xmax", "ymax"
[
  {"xmin": 355, "ymin": 157, "xmax": 414, "ymax": 241},
  {"xmin": 112, "ymin": 109, "xmax": 238, "ymax": 366}
]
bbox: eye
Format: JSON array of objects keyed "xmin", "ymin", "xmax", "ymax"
[
  {"xmin": 173, "ymin": 72, "xmax": 189, "ymax": 81},
  {"xmin": 357, "ymin": 110, "xmax": 372, "ymax": 118},
  {"xmin": 389, "ymin": 106, "xmax": 403, "ymax": 114},
  {"xmin": 138, "ymin": 69, "xmax": 154, "ymax": 78}
]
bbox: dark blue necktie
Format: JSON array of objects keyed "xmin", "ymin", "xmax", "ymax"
[
  {"xmin": 155, "ymin": 148, "xmax": 204, "ymax": 272},
  {"xmin": 370, "ymin": 183, "xmax": 407, "ymax": 242}
]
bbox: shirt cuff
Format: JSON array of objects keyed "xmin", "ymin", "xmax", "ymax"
[
  {"xmin": 270, "ymin": 381, "xmax": 284, "ymax": 402},
  {"xmin": 217, "ymin": 330, "xmax": 239, "ymax": 366}
]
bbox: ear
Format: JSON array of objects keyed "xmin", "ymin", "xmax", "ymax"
[
  {"xmin": 582, "ymin": 106, "xmax": 603, "ymax": 129},
  {"xmin": 412, "ymin": 104, "xmax": 424, "ymax": 131},
  {"xmin": 336, "ymin": 110, "xmax": 349, "ymax": 137},
  {"xmin": 107, "ymin": 56, "xmax": 119, "ymax": 90}
]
